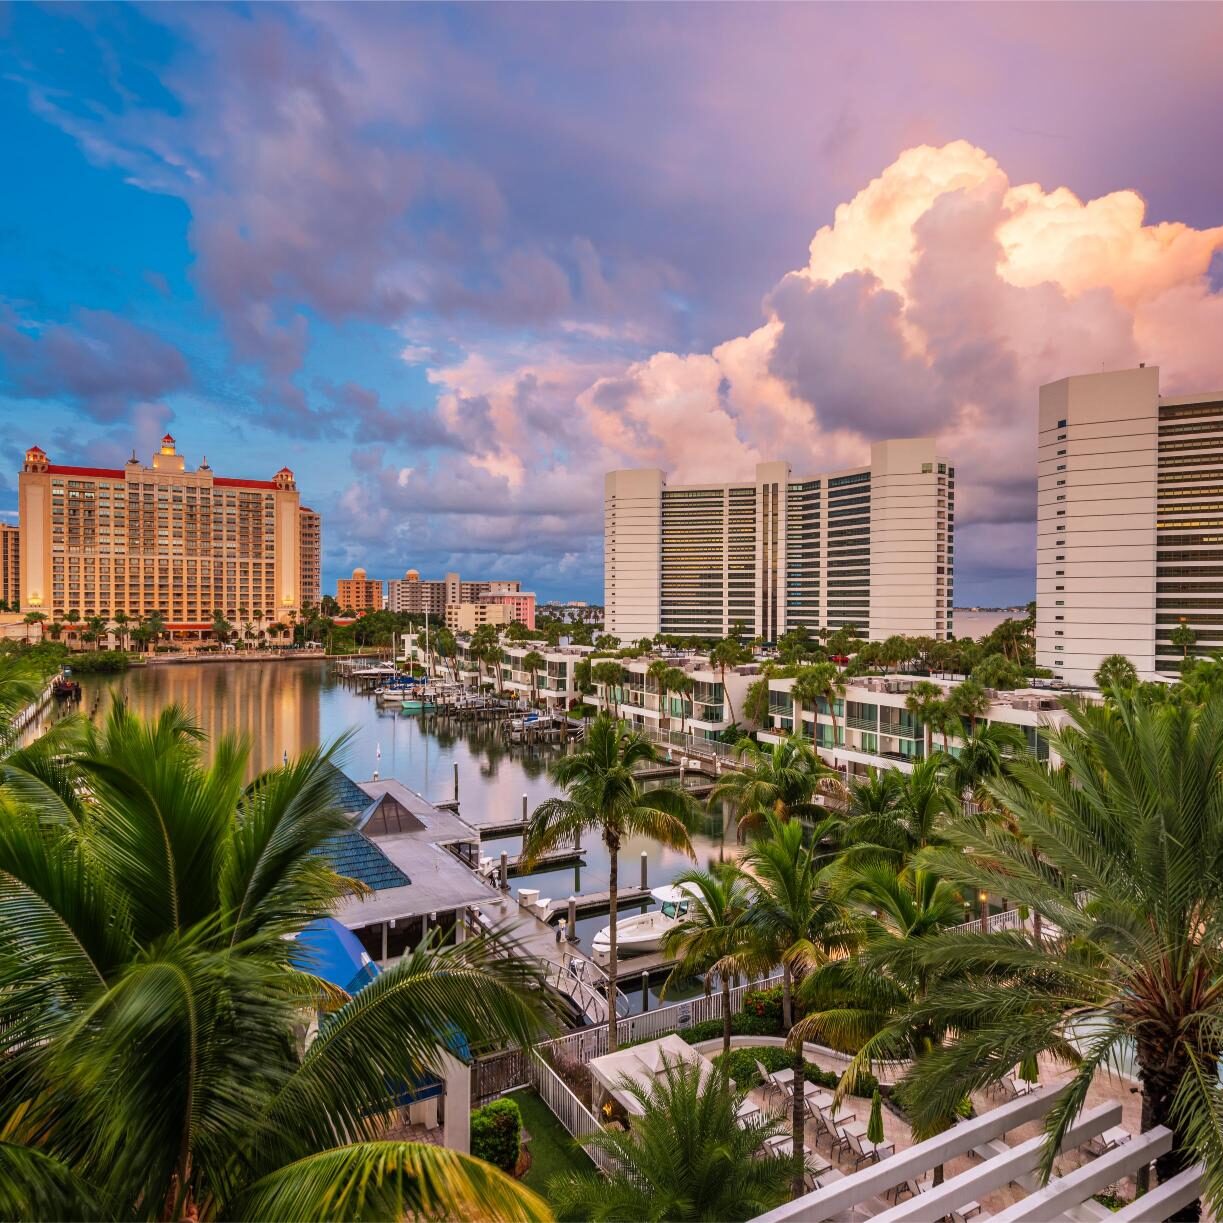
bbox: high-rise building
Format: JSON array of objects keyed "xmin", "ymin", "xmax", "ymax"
[
  {"xmin": 336, "ymin": 567, "xmax": 384, "ymax": 611},
  {"xmin": 18, "ymin": 437, "xmax": 303, "ymax": 636},
  {"xmin": 604, "ymin": 439, "xmax": 954, "ymax": 642},
  {"xmin": 0, "ymin": 524, "xmax": 19, "ymax": 609},
  {"xmin": 1036, "ymin": 365, "xmax": 1223, "ymax": 684},
  {"xmin": 299, "ymin": 507, "xmax": 321, "ymax": 608}
]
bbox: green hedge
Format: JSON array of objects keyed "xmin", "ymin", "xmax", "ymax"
[
  {"xmin": 470, "ymin": 1097, "xmax": 522, "ymax": 1172},
  {"xmin": 711, "ymin": 1046, "xmax": 878, "ymax": 1099},
  {"xmin": 64, "ymin": 650, "xmax": 131, "ymax": 674}
]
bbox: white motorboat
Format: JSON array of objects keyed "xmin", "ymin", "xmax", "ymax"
[{"xmin": 591, "ymin": 883, "xmax": 700, "ymax": 964}]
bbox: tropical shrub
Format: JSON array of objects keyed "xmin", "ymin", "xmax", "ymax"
[
  {"xmin": 711, "ymin": 1046, "xmax": 878, "ymax": 1098},
  {"xmin": 470, "ymin": 1098, "xmax": 523, "ymax": 1173}
]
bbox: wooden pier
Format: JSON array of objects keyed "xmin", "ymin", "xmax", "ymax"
[{"xmin": 542, "ymin": 884, "xmax": 653, "ymax": 921}]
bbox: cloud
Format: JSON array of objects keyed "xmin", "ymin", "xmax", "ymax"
[{"xmin": 0, "ymin": 307, "xmax": 191, "ymax": 422}]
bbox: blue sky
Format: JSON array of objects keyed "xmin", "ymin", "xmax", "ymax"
[{"xmin": 3, "ymin": 3, "xmax": 1223, "ymax": 605}]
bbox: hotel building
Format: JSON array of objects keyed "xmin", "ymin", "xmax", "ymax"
[
  {"xmin": 299, "ymin": 508, "xmax": 322, "ymax": 607},
  {"xmin": 0, "ymin": 524, "xmax": 18, "ymax": 608},
  {"xmin": 336, "ymin": 567, "xmax": 384, "ymax": 611},
  {"xmin": 1036, "ymin": 366, "xmax": 1223, "ymax": 685},
  {"xmin": 604, "ymin": 439, "xmax": 954, "ymax": 643},
  {"xmin": 18, "ymin": 437, "xmax": 306, "ymax": 634}
]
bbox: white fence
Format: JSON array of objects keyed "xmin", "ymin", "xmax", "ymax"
[{"xmin": 527, "ymin": 1051, "xmax": 617, "ymax": 1174}]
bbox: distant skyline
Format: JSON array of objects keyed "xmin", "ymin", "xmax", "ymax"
[{"xmin": 3, "ymin": 3, "xmax": 1223, "ymax": 604}]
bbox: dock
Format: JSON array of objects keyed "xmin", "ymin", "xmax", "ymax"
[
  {"xmin": 542, "ymin": 884, "xmax": 652, "ymax": 921},
  {"xmin": 484, "ymin": 845, "xmax": 584, "ymax": 878}
]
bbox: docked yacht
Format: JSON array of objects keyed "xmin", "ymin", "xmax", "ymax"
[{"xmin": 591, "ymin": 883, "xmax": 700, "ymax": 965}]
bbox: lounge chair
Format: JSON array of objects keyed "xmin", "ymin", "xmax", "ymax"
[
  {"xmin": 847, "ymin": 1128, "xmax": 894, "ymax": 1169},
  {"xmin": 885, "ymin": 1178, "xmax": 927, "ymax": 1203}
]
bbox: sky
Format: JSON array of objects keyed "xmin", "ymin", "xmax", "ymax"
[{"xmin": 3, "ymin": 3, "xmax": 1223, "ymax": 607}]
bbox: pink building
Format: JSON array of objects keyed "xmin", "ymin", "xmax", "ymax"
[{"xmin": 481, "ymin": 591, "xmax": 536, "ymax": 629}]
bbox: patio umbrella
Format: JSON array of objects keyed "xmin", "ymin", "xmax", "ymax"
[
  {"xmin": 1019, "ymin": 1054, "xmax": 1039, "ymax": 1087},
  {"xmin": 867, "ymin": 1089, "xmax": 884, "ymax": 1145}
]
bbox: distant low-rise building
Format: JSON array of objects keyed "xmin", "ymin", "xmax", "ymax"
[
  {"xmin": 481, "ymin": 591, "xmax": 535, "ymax": 629},
  {"xmin": 337, "ymin": 567, "xmax": 384, "ymax": 611}
]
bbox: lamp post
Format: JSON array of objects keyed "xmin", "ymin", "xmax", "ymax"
[{"xmin": 979, "ymin": 890, "xmax": 989, "ymax": 934}]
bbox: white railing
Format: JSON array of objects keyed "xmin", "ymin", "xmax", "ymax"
[
  {"xmin": 641, "ymin": 726, "xmax": 748, "ymax": 766},
  {"xmin": 528, "ymin": 1051, "xmax": 617, "ymax": 1174},
  {"xmin": 945, "ymin": 890, "xmax": 1091, "ymax": 938},
  {"xmin": 538, "ymin": 972, "xmax": 785, "ymax": 1066}
]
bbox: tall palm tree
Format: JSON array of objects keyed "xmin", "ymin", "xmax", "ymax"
[
  {"xmin": 22, "ymin": 611, "xmax": 46, "ymax": 643},
  {"xmin": 0, "ymin": 704, "xmax": 552, "ymax": 1221},
  {"xmin": 646, "ymin": 659, "xmax": 670, "ymax": 718},
  {"xmin": 660, "ymin": 864, "xmax": 752, "ymax": 1056},
  {"xmin": 904, "ymin": 680, "xmax": 944, "ymax": 759},
  {"xmin": 947, "ymin": 678, "xmax": 989, "ymax": 735},
  {"xmin": 793, "ymin": 662, "xmax": 846, "ymax": 753},
  {"xmin": 710, "ymin": 734, "xmax": 832, "ymax": 841},
  {"xmin": 709, "ymin": 638, "xmax": 749, "ymax": 725},
  {"xmin": 521, "ymin": 649, "xmax": 545, "ymax": 706},
  {"xmin": 794, "ymin": 862, "xmax": 971, "ymax": 1183},
  {"xmin": 905, "ymin": 692, "xmax": 1223, "ymax": 1217},
  {"xmin": 741, "ymin": 814, "xmax": 849, "ymax": 1193},
  {"xmin": 549, "ymin": 1060, "xmax": 790, "ymax": 1222},
  {"xmin": 524, "ymin": 715, "xmax": 698, "ymax": 1051},
  {"xmin": 664, "ymin": 667, "xmax": 693, "ymax": 734}
]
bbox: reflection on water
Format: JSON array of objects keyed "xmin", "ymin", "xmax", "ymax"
[{"xmin": 75, "ymin": 659, "xmax": 737, "ymax": 1007}]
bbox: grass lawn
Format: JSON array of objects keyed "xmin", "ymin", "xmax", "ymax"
[{"xmin": 508, "ymin": 1088, "xmax": 595, "ymax": 1200}]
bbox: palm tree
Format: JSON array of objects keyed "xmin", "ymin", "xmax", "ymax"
[
  {"xmin": 112, "ymin": 611, "xmax": 129, "ymax": 651},
  {"xmin": 143, "ymin": 610, "xmax": 166, "ymax": 653},
  {"xmin": 843, "ymin": 756, "xmax": 956, "ymax": 865},
  {"xmin": 741, "ymin": 814, "xmax": 849, "ymax": 1195},
  {"xmin": 660, "ymin": 864, "xmax": 752, "ymax": 1056},
  {"xmin": 793, "ymin": 862, "xmax": 971, "ymax": 1183},
  {"xmin": 524, "ymin": 715, "xmax": 698, "ymax": 1051},
  {"xmin": 646, "ymin": 659, "xmax": 670, "ymax": 718},
  {"xmin": 521, "ymin": 649, "xmax": 545, "ymax": 706},
  {"xmin": 591, "ymin": 660, "xmax": 627, "ymax": 718},
  {"xmin": 905, "ymin": 692, "xmax": 1223, "ymax": 1216},
  {"xmin": 664, "ymin": 668, "xmax": 693, "ymax": 734},
  {"xmin": 85, "ymin": 615, "xmax": 108, "ymax": 651},
  {"xmin": 792, "ymin": 662, "xmax": 846, "ymax": 752},
  {"xmin": 942, "ymin": 723, "xmax": 1027, "ymax": 808},
  {"xmin": 904, "ymin": 680, "xmax": 944, "ymax": 759},
  {"xmin": 0, "ymin": 704, "xmax": 552, "ymax": 1221},
  {"xmin": 709, "ymin": 638, "xmax": 750, "ymax": 725},
  {"xmin": 947, "ymin": 679, "xmax": 989, "ymax": 735},
  {"xmin": 709, "ymin": 735, "xmax": 832, "ymax": 841},
  {"xmin": 1171, "ymin": 621, "xmax": 1197, "ymax": 661},
  {"xmin": 742, "ymin": 674, "xmax": 772, "ymax": 727},
  {"xmin": 1093, "ymin": 652, "xmax": 1138, "ymax": 692},
  {"xmin": 22, "ymin": 611, "xmax": 46, "ymax": 643},
  {"xmin": 549, "ymin": 1060, "xmax": 790, "ymax": 1222}
]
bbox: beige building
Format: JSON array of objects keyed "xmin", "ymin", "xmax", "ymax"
[
  {"xmin": 336, "ymin": 567, "xmax": 384, "ymax": 611},
  {"xmin": 18, "ymin": 436, "xmax": 303, "ymax": 636},
  {"xmin": 1037, "ymin": 365, "xmax": 1223, "ymax": 685},
  {"xmin": 299, "ymin": 507, "xmax": 321, "ymax": 608},
  {"xmin": 0, "ymin": 524, "xmax": 18, "ymax": 609},
  {"xmin": 387, "ymin": 569, "xmax": 521, "ymax": 615},
  {"xmin": 605, "ymin": 439, "xmax": 953, "ymax": 643},
  {"xmin": 444, "ymin": 601, "xmax": 509, "ymax": 633}
]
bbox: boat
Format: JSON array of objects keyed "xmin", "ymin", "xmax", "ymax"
[
  {"xmin": 401, "ymin": 696, "xmax": 438, "ymax": 713},
  {"xmin": 591, "ymin": 883, "xmax": 700, "ymax": 964}
]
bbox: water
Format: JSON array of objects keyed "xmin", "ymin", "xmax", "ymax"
[{"xmin": 74, "ymin": 659, "xmax": 732, "ymax": 1009}]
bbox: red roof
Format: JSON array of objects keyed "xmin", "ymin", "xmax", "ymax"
[
  {"xmin": 213, "ymin": 477, "xmax": 278, "ymax": 490},
  {"xmin": 162, "ymin": 433, "xmax": 175, "ymax": 444},
  {"xmin": 46, "ymin": 464, "xmax": 125, "ymax": 479}
]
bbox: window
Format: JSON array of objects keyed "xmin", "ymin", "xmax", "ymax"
[
  {"xmin": 1057, "ymin": 479, "xmax": 1066, "ymax": 487},
  {"xmin": 921, "ymin": 462, "xmax": 932, "ymax": 473},
  {"xmin": 1057, "ymin": 418, "xmax": 1067, "ymax": 428},
  {"xmin": 1055, "ymin": 585, "xmax": 1064, "ymax": 591},
  {"xmin": 1055, "ymin": 614, "xmax": 1064, "ymax": 621},
  {"xmin": 1056, "ymin": 494, "xmax": 1066, "ymax": 502},
  {"xmin": 1057, "ymin": 433, "xmax": 1067, "ymax": 441},
  {"xmin": 1056, "ymin": 554, "xmax": 1065, "ymax": 561},
  {"xmin": 1055, "ymin": 570, "xmax": 1064, "ymax": 576},
  {"xmin": 1055, "ymin": 600, "xmax": 1065, "ymax": 606},
  {"xmin": 1056, "ymin": 464, "xmax": 1066, "ymax": 472},
  {"xmin": 1055, "ymin": 630, "xmax": 1063, "ymax": 636}
]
